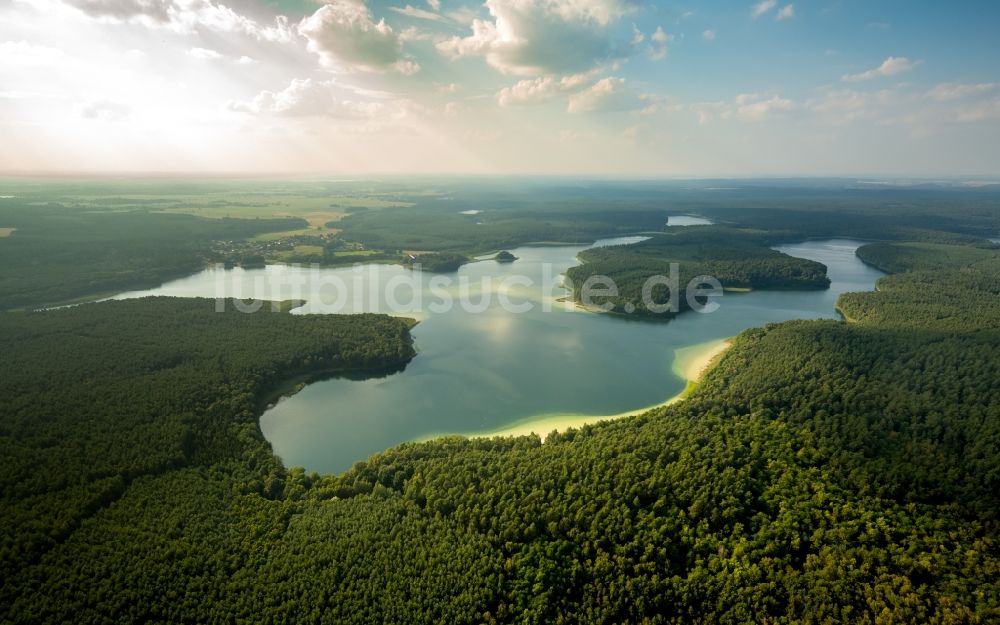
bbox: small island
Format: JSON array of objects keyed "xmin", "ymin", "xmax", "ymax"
[
  {"xmin": 406, "ymin": 251, "xmax": 467, "ymax": 272},
  {"xmin": 494, "ymin": 250, "xmax": 518, "ymax": 263}
]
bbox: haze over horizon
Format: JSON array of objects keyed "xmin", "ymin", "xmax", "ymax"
[{"xmin": 2, "ymin": 0, "xmax": 999, "ymax": 176}]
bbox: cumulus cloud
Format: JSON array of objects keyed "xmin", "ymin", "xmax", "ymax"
[
  {"xmin": 62, "ymin": 0, "xmax": 294, "ymax": 40},
  {"xmin": 841, "ymin": 56, "xmax": 919, "ymax": 82},
  {"xmin": 299, "ymin": 0, "xmax": 416, "ymax": 73},
  {"xmin": 567, "ymin": 77, "xmax": 646, "ymax": 113},
  {"xmin": 692, "ymin": 93, "xmax": 794, "ymax": 123},
  {"xmin": 227, "ymin": 78, "xmax": 384, "ymax": 118},
  {"xmin": 497, "ymin": 72, "xmax": 592, "ymax": 106},
  {"xmin": 702, "ymin": 29, "xmax": 716, "ymax": 41},
  {"xmin": 776, "ymin": 4, "xmax": 794, "ymax": 20},
  {"xmin": 436, "ymin": 0, "xmax": 633, "ymax": 76},
  {"xmin": 649, "ymin": 27, "xmax": 670, "ymax": 60},
  {"xmin": 751, "ymin": 0, "xmax": 776, "ymax": 18},
  {"xmin": 733, "ymin": 93, "xmax": 793, "ymax": 120}
]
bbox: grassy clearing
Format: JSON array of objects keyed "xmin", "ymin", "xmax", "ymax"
[
  {"xmin": 332, "ymin": 250, "xmax": 379, "ymax": 257},
  {"xmin": 254, "ymin": 227, "xmax": 337, "ymax": 241}
]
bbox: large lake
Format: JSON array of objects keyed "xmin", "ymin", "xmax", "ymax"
[{"xmin": 112, "ymin": 237, "xmax": 884, "ymax": 473}]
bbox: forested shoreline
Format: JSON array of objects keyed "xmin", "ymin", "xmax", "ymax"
[
  {"xmin": 566, "ymin": 227, "xmax": 831, "ymax": 318},
  {"xmin": 1, "ymin": 185, "xmax": 999, "ymax": 623}
]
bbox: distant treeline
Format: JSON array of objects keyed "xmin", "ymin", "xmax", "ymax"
[{"xmin": 0, "ymin": 202, "xmax": 303, "ymax": 309}]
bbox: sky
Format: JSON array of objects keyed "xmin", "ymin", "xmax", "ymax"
[{"xmin": 1, "ymin": 0, "xmax": 999, "ymax": 176}]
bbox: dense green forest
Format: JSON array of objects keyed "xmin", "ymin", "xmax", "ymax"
[
  {"xmin": 407, "ymin": 251, "xmax": 469, "ymax": 272},
  {"xmin": 0, "ymin": 298, "xmax": 416, "ymax": 588},
  {"xmin": 3, "ymin": 237, "xmax": 999, "ymax": 623},
  {"xmin": 334, "ymin": 206, "xmax": 670, "ymax": 253},
  {"xmin": 0, "ymin": 202, "xmax": 303, "ymax": 309},
  {"xmin": 2, "ymin": 180, "xmax": 1000, "ymax": 622},
  {"xmin": 566, "ymin": 227, "xmax": 830, "ymax": 317}
]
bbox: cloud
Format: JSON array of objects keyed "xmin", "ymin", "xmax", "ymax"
[
  {"xmin": 956, "ymin": 99, "xmax": 1000, "ymax": 123},
  {"xmin": 0, "ymin": 41, "xmax": 66, "ymax": 66},
  {"xmin": 427, "ymin": 0, "xmax": 440, "ymax": 9},
  {"xmin": 187, "ymin": 46, "xmax": 222, "ymax": 60},
  {"xmin": 227, "ymin": 78, "xmax": 384, "ymax": 118},
  {"xmin": 733, "ymin": 93, "xmax": 793, "ymax": 120},
  {"xmin": 702, "ymin": 29, "xmax": 716, "ymax": 41},
  {"xmin": 436, "ymin": 0, "xmax": 633, "ymax": 76},
  {"xmin": 497, "ymin": 72, "xmax": 593, "ymax": 106},
  {"xmin": 751, "ymin": 0, "xmax": 777, "ymax": 18},
  {"xmin": 692, "ymin": 93, "xmax": 794, "ymax": 123},
  {"xmin": 649, "ymin": 26, "xmax": 669, "ymax": 60},
  {"xmin": 630, "ymin": 25, "xmax": 644, "ymax": 45},
  {"xmin": 389, "ymin": 5, "xmax": 451, "ymax": 23},
  {"xmin": 299, "ymin": 0, "xmax": 415, "ymax": 73},
  {"xmin": 926, "ymin": 82, "xmax": 998, "ymax": 102},
  {"xmin": 776, "ymin": 4, "xmax": 793, "ymax": 20},
  {"xmin": 567, "ymin": 77, "xmax": 646, "ymax": 113},
  {"xmin": 78, "ymin": 99, "xmax": 131, "ymax": 121},
  {"xmin": 64, "ymin": 0, "xmax": 172, "ymax": 23},
  {"xmin": 61, "ymin": 0, "xmax": 294, "ymax": 40},
  {"xmin": 841, "ymin": 56, "xmax": 919, "ymax": 82}
]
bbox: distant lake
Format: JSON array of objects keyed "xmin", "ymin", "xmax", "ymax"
[
  {"xmin": 112, "ymin": 238, "xmax": 883, "ymax": 473},
  {"xmin": 666, "ymin": 215, "xmax": 713, "ymax": 226}
]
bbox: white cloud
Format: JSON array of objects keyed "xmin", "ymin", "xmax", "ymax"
[
  {"xmin": 693, "ymin": 93, "xmax": 794, "ymax": 123},
  {"xmin": 751, "ymin": 0, "xmax": 777, "ymax": 19},
  {"xmin": 299, "ymin": 0, "xmax": 415, "ymax": 73},
  {"xmin": 436, "ymin": 0, "xmax": 633, "ymax": 76},
  {"xmin": 776, "ymin": 4, "xmax": 794, "ymax": 20},
  {"xmin": 702, "ymin": 29, "xmax": 716, "ymax": 41},
  {"xmin": 630, "ymin": 25, "xmax": 644, "ymax": 45},
  {"xmin": 956, "ymin": 99, "xmax": 1000, "ymax": 123},
  {"xmin": 0, "ymin": 41, "xmax": 66, "ymax": 66},
  {"xmin": 78, "ymin": 99, "xmax": 131, "ymax": 121},
  {"xmin": 926, "ymin": 82, "xmax": 998, "ymax": 102},
  {"xmin": 61, "ymin": 0, "xmax": 294, "ymax": 41},
  {"xmin": 236, "ymin": 55, "xmax": 256, "ymax": 65},
  {"xmin": 390, "ymin": 5, "xmax": 451, "ymax": 23},
  {"xmin": 497, "ymin": 72, "xmax": 593, "ymax": 106},
  {"xmin": 841, "ymin": 56, "xmax": 919, "ymax": 82},
  {"xmin": 227, "ymin": 78, "xmax": 384, "ymax": 118},
  {"xmin": 649, "ymin": 26, "xmax": 669, "ymax": 60},
  {"xmin": 567, "ymin": 77, "xmax": 645, "ymax": 113},
  {"xmin": 734, "ymin": 93, "xmax": 793, "ymax": 120},
  {"xmin": 427, "ymin": 0, "xmax": 441, "ymax": 10},
  {"xmin": 187, "ymin": 46, "xmax": 222, "ymax": 60}
]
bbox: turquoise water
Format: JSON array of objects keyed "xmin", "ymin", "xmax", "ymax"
[{"xmin": 112, "ymin": 238, "xmax": 884, "ymax": 473}]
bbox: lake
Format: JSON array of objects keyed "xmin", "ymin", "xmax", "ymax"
[{"xmin": 111, "ymin": 238, "xmax": 884, "ymax": 473}]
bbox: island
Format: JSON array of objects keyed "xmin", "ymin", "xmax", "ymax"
[
  {"xmin": 405, "ymin": 251, "xmax": 468, "ymax": 272},
  {"xmin": 494, "ymin": 250, "xmax": 518, "ymax": 262}
]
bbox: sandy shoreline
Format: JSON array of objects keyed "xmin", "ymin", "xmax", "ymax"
[{"xmin": 438, "ymin": 337, "xmax": 732, "ymax": 442}]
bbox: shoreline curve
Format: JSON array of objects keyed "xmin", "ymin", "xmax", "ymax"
[{"xmin": 432, "ymin": 337, "xmax": 732, "ymax": 442}]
